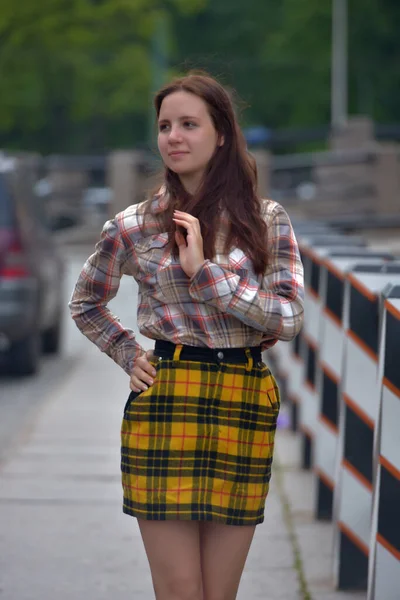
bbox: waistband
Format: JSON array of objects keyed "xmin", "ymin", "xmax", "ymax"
[{"xmin": 153, "ymin": 340, "xmax": 262, "ymax": 367}]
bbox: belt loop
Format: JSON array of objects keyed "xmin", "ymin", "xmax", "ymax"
[
  {"xmin": 245, "ymin": 348, "xmax": 253, "ymax": 372},
  {"xmin": 173, "ymin": 343, "xmax": 183, "ymax": 361}
]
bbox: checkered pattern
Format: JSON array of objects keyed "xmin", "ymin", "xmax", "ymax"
[
  {"xmin": 69, "ymin": 194, "xmax": 304, "ymax": 376},
  {"xmin": 121, "ymin": 356, "xmax": 280, "ymax": 526}
]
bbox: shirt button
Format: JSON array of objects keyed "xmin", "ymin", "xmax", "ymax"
[{"xmin": 217, "ymin": 351, "xmax": 224, "ymax": 360}]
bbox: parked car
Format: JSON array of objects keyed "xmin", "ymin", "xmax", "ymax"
[{"xmin": 0, "ymin": 157, "xmax": 65, "ymax": 376}]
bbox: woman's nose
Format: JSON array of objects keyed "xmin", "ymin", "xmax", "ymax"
[{"xmin": 168, "ymin": 126, "xmax": 183, "ymax": 142}]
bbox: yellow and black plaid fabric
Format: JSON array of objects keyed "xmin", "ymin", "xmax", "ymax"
[{"xmin": 121, "ymin": 348, "xmax": 280, "ymax": 526}]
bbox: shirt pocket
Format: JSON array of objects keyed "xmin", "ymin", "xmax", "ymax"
[{"xmin": 134, "ymin": 233, "xmax": 170, "ymax": 277}]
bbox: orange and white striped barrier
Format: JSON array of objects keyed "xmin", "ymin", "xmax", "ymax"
[
  {"xmin": 268, "ymin": 227, "xmax": 342, "ymax": 433},
  {"xmin": 368, "ymin": 283, "xmax": 400, "ymax": 599},
  {"xmin": 314, "ymin": 252, "xmax": 393, "ymax": 520},
  {"xmin": 296, "ymin": 235, "xmax": 365, "ymax": 468},
  {"xmin": 334, "ymin": 265, "xmax": 400, "ymax": 590}
]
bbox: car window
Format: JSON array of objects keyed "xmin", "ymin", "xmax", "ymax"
[{"xmin": 0, "ymin": 175, "xmax": 15, "ymax": 227}]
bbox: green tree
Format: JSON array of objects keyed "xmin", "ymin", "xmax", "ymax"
[
  {"xmin": 0, "ymin": 0, "xmax": 206, "ymax": 153},
  {"xmin": 171, "ymin": 1, "xmax": 331, "ymax": 131},
  {"xmin": 171, "ymin": 0, "xmax": 400, "ymax": 139},
  {"xmin": 348, "ymin": 0, "xmax": 400, "ymax": 121},
  {"xmin": 1, "ymin": 0, "xmax": 399, "ymax": 153}
]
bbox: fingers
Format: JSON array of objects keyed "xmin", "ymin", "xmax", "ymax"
[
  {"xmin": 145, "ymin": 349, "xmax": 154, "ymax": 361},
  {"xmin": 172, "ymin": 210, "xmax": 205, "ymax": 278},
  {"xmin": 173, "ymin": 219, "xmax": 202, "ymax": 248},
  {"xmin": 130, "ymin": 379, "xmax": 142, "ymax": 392},
  {"xmin": 175, "ymin": 230, "xmax": 186, "ymax": 248},
  {"xmin": 174, "ymin": 210, "xmax": 198, "ymax": 222},
  {"xmin": 173, "ymin": 211, "xmax": 201, "ymax": 235},
  {"xmin": 130, "ymin": 373, "xmax": 152, "ymax": 392},
  {"xmin": 173, "ymin": 211, "xmax": 200, "ymax": 226},
  {"xmin": 130, "ymin": 353, "xmax": 157, "ymax": 393}
]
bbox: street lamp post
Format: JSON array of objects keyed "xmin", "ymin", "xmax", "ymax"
[
  {"xmin": 331, "ymin": 0, "xmax": 348, "ymax": 129},
  {"xmin": 148, "ymin": 13, "xmax": 168, "ymax": 148}
]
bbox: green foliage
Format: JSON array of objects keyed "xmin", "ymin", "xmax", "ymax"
[
  {"xmin": 171, "ymin": 0, "xmax": 332, "ymax": 131},
  {"xmin": 0, "ymin": 0, "xmax": 205, "ymax": 152},
  {"xmin": 172, "ymin": 0, "xmax": 400, "ymax": 136},
  {"xmin": 0, "ymin": 0, "xmax": 399, "ymax": 153},
  {"xmin": 348, "ymin": 0, "xmax": 400, "ymax": 120}
]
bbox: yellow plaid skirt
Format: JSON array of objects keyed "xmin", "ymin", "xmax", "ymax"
[{"xmin": 121, "ymin": 346, "xmax": 280, "ymax": 526}]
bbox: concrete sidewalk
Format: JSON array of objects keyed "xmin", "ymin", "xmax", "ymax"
[
  {"xmin": 0, "ymin": 344, "xmax": 366, "ymax": 599},
  {"xmin": 273, "ymin": 434, "xmax": 366, "ymax": 600}
]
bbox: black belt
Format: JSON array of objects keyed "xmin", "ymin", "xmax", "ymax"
[{"xmin": 153, "ymin": 340, "xmax": 262, "ymax": 364}]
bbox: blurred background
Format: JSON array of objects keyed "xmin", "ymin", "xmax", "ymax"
[
  {"xmin": 0, "ymin": 2, "xmax": 399, "ymax": 598},
  {"xmin": 1, "ymin": 0, "xmax": 400, "ymax": 231}
]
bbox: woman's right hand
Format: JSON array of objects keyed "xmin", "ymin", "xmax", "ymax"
[{"xmin": 130, "ymin": 350, "xmax": 157, "ymax": 392}]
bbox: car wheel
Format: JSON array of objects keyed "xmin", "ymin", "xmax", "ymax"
[
  {"xmin": 7, "ymin": 331, "xmax": 41, "ymax": 376},
  {"xmin": 42, "ymin": 316, "xmax": 62, "ymax": 354}
]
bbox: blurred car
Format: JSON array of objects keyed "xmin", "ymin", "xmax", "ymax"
[{"xmin": 0, "ymin": 157, "xmax": 65, "ymax": 376}]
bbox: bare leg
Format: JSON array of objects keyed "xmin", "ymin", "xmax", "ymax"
[
  {"xmin": 137, "ymin": 519, "xmax": 203, "ymax": 600},
  {"xmin": 199, "ymin": 521, "xmax": 256, "ymax": 600}
]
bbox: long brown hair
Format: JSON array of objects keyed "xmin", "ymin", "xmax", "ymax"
[{"xmin": 148, "ymin": 72, "xmax": 269, "ymax": 275}]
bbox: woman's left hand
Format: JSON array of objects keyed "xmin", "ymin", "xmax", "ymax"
[{"xmin": 172, "ymin": 210, "xmax": 205, "ymax": 278}]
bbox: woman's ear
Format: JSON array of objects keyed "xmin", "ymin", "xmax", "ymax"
[{"xmin": 218, "ymin": 134, "xmax": 225, "ymax": 147}]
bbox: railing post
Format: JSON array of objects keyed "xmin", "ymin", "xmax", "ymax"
[{"xmin": 368, "ymin": 283, "xmax": 400, "ymax": 600}]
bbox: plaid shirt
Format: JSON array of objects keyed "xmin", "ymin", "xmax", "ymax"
[{"xmin": 69, "ymin": 195, "xmax": 304, "ymax": 375}]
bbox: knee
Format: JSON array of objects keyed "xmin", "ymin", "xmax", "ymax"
[
  {"xmin": 155, "ymin": 575, "xmax": 203, "ymax": 600},
  {"xmin": 204, "ymin": 587, "xmax": 238, "ymax": 600}
]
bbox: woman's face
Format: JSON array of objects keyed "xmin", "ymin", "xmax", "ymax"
[{"xmin": 157, "ymin": 90, "xmax": 223, "ymax": 192}]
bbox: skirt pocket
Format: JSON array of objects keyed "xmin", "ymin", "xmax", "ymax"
[
  {"xmin": 123, "ymin": 390, "xmax": 140, "ymax": 416},
  {"xmin": 259, "ymin": 364, "xmax": 281, "ymax": 412},
  {"xmin": 123, "ymin": 358, "xmax": 160, "ymax": 416},
  {"xmin": 267, "ymin": 374, "xmax": 281, "ymax": 412}
]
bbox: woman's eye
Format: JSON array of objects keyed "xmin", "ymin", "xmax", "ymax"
[
  {"xmin": 159, "ymin": 123, "xmax": 169, "ymax": 132},
  {"xmin": 184, "ymin": 121, "xmax": 196, "ymax": 128}
]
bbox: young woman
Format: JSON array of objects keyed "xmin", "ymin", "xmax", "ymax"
[{"xmin": 69, "ymin": 73, "xmax": 304, "ymax": 600}]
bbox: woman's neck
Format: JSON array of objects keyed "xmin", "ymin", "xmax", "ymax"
[{"xmin": 179, "ymin": 173, "xmax": 202, "ymax": 195}]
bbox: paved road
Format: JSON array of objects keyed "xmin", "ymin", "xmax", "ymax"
[{"xmin": 0, "ymin": 249, "xmax": 83, "ymax": 462}]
